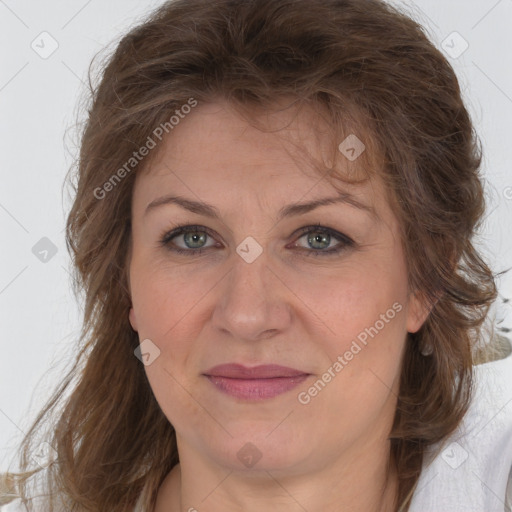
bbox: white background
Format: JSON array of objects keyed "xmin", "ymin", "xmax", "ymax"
[{"xmin": 0, "ymin": 0, "xmax": 511, "ymax": 473}]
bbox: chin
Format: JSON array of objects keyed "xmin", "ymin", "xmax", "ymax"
[{"xmin": 198, "ymin": 427, "xmax": 315, "ymax": 474}]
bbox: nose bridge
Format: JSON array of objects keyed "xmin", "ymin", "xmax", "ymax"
[{"xmin": 211, "ymin": 245, "xmax": 290, "ymax": 341}]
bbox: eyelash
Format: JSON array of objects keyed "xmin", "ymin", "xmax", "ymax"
[{"xmin": 158, "ymin": 223, "xmax": 355, "ymax": 258}]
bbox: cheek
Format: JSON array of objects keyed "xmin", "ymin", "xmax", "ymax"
[
  {"xmin": 129, "ymin": 264, "xmax": 204, "ymax": 412},
  {"xmin": 130, "ymin": 265, "xmax": 210, "ymax": 431},
  {"xmin": 291, "ymin": 255, "xmax": 409, "ymax": 404},
  {"xmin": 292, "ymin": 274, "xmax": 407, "ymax": 451},
  {"xmin": 130, "ymin": 258, "xmax": 212, "ymax": 340},
  {"xmin": 290, "ymin": 258, "xmax": 409, "ymax": 347}
]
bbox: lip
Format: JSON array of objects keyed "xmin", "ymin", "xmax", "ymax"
[
  {"xmin": 205, "ymin": 363, "xmax": 307, "ymax": 379},
  {"xmin": 203, "ymin": 364, "xmax": 310, "ymax": 401}
]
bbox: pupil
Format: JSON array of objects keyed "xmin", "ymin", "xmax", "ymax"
[
  {"xmin": 185, "ymin": 232, "xmax": 206, "ymax": 248},
  {"xmin": 309, "ymin": 232, "xmax": 330, "ymax": 249}
]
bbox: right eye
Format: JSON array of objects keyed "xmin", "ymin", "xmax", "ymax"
[{"xmin": 159, "ymin": 224, "xmax": 221, "ymax": 255}]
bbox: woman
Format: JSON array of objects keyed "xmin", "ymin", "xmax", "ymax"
[{"xmin": 1, "ymin": 0, "xmax": 511, "ymax": 510}]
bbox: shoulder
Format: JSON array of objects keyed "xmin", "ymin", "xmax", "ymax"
[
  {"xmin": 0, "ymin": 500, "xmax": 26, "ymax": 512},
  {"xmin": 410, "ymin": 335, "xmax": 512, "ymax": 512}
]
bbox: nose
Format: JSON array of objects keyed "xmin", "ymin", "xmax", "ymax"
[{"xmin": 211, "ymin": 249, "xmax": 292, "ymax": 342}]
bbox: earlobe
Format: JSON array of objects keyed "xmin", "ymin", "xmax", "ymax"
[
  {"xmin": 406, "ymin": 290, "xmax": 435, "ymax": 334},
  {"xmin": 129, "ymin": 307, "xmax": 138, "ymax": 332}
]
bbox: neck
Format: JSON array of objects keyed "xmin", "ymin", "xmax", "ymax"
[{"xmin": 154, "ymin": 437, "xmax": 398, "ymax": 512}]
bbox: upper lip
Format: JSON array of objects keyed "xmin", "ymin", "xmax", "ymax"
[{"xmin": 204, "ymin": 364, "xmax": 309, "ymax": 379}]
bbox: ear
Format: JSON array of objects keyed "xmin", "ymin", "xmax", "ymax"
[
  {"xmin": 406, "ymin": 289, "xmax": 436, "ymax": 333},
  {"xmin": 129, "ymin": 307, "xmax": 138, "ymax": 332}
]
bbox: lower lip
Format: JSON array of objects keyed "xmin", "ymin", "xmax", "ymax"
[{"xmin": 205, "ymin": 374, "xmax": 310, "ymax": 400}]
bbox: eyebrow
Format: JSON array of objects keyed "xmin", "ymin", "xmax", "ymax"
[{"xmin": 144, "ymin": 192, "xmax": 379, "ymax": 222}]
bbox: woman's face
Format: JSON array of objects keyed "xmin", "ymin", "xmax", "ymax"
[{"xmin": 128, "ymin": 101, "xmax": 429, "ymax": 475}]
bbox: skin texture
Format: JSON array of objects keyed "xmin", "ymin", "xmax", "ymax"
[{"xmin": 128, "ymin": 101, "xmax": 431, "ymax": 512}]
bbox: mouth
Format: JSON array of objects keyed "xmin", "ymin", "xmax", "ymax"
[{"xmin": 203, "ymin": 364, "xmax": 310, "ymax": 401}]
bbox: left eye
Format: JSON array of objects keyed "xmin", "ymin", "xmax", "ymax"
[
  {"xmin": 159, "ymin": 224, "xmax": 354, "ymax": 257},
  {"xmin": 290, "ymin": 225, "xmax": 355, "ymax": 256}
]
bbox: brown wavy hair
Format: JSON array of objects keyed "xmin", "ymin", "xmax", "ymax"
[{"xmin": 3, "ymin": 0, "xmax": 499, "ymax": 510}]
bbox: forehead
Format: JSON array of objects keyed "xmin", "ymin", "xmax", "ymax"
[{"xmin": 133, "ymin": 100, "xmax": 392, "ymax": 221}]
